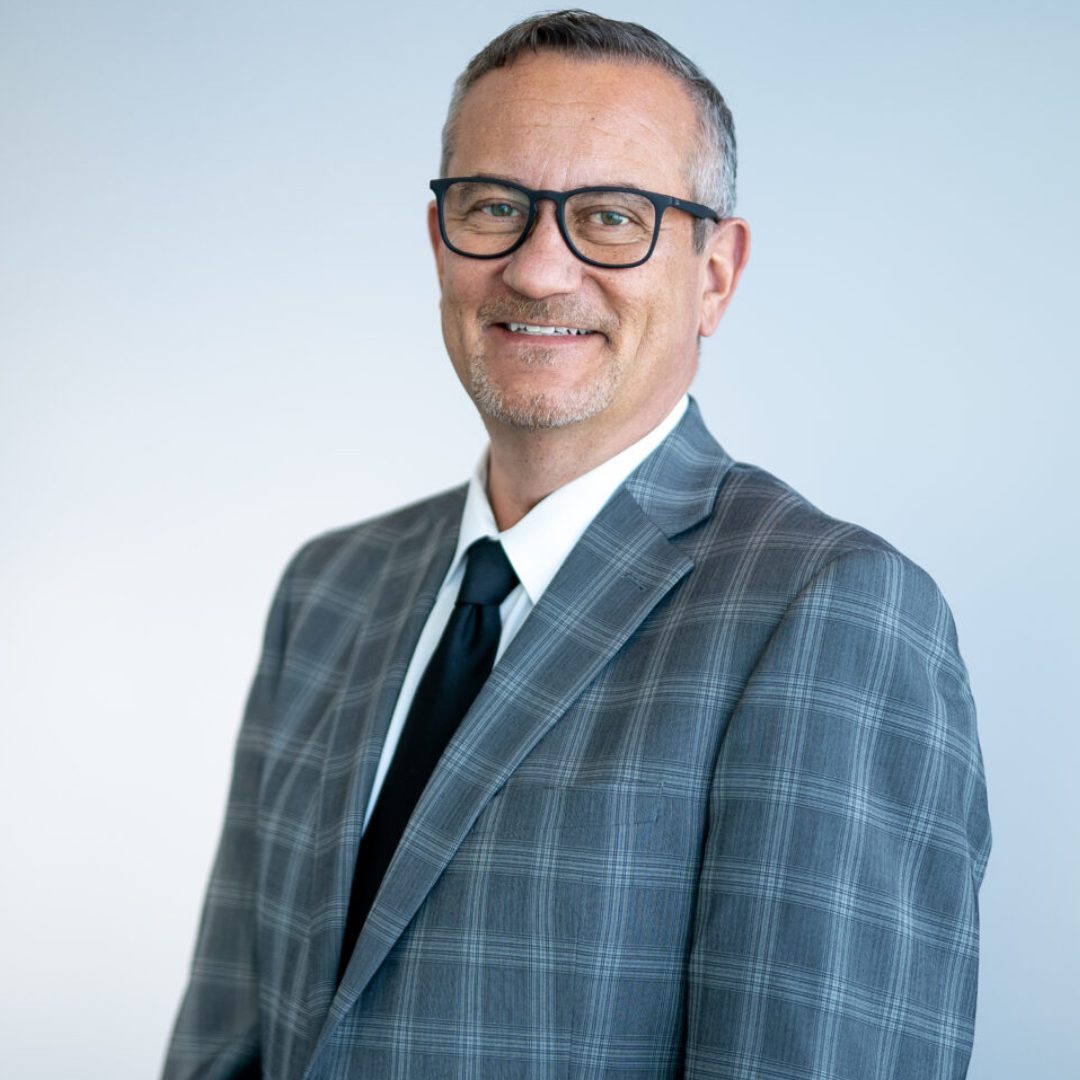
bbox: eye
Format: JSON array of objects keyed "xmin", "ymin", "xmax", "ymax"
[
  {"xmin": 481, "ymin": 201, "xmax": 521, "ymax": 219},
  {"xmin": 593, "ymin": 209, "xmax": 630, "ymax": 227}
]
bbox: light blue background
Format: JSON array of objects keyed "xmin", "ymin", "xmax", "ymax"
[{"xmin": 1, "ymin": 2, "xmax": 1076, "ymax": 1077}]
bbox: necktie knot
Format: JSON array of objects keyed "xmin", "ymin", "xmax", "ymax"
[{"xmin": 457, "ymin": 538, "xmax": 518, "ymax": 607}]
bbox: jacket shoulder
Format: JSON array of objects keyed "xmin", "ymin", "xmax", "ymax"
[
  {"xmin": 693, "ymin": 458, "xmax": 901, "ymax": 582},
  {"xmin": 282, "ymin": 484, "xmax": 467, "ymax": 592}
]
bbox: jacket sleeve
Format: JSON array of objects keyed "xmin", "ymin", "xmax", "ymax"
[
  {"xmin": 161, "ymin": 557, "xmax": 297, "ymax": 1080},
  {"xmin": 684, "ymin": 549, "xmax": 991, "ymax": 1079}
]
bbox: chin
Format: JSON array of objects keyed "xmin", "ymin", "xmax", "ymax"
[{"xmin": 467, "ymin": 359, "xmax": 620, "ymax": 432}]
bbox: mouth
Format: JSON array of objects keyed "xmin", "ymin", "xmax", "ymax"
[{"xmin": 500, "ymin": 322, "xmax": 596, "ymax": 337}]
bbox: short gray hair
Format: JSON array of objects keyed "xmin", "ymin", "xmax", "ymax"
[{"xmin": 440, "ymin": 10, "xmax": 737, "ymax": 249}]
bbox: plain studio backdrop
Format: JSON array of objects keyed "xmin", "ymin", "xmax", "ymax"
[{"xmin": 1, "ymin": 1, "xmax": 1076, "ymax": 1076}]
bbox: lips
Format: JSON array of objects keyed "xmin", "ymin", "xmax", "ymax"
[
  {"xmin": 477, "ymin": 298, "xmax": 613, "ymax": 341},
  {"xmin": 504, "ymin": 322, "xmax": 594, "ymax": 336}
]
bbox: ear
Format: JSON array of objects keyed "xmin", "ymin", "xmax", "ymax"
[
  {"xmin": 427, "ymin": 199, "xmax": 445, "ymax": 286},
  {"xmin": 698, "ymin": 217, "xmax": 750, "ymax": 338}
]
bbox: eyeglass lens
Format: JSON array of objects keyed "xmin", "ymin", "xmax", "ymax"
[{"xmin": 440, "ymin": 180, "xmax": 656, "ymax": 266}]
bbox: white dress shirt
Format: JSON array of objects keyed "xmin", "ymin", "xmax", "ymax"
[{"xmin": 362, "ymin": 395, "xmax": 689, "ymax": 828}]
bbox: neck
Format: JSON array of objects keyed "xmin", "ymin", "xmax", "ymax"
[{"xmin": 483, "ymin": 397, "xmax": 681, "ymax": 531}]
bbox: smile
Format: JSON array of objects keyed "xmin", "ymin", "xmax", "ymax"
[{"xmin": 504, "ymin": 322, "xmax": 594, "ymax": 336}]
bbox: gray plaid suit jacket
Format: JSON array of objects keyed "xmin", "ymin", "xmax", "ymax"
[{"xmin": 164, "ymin": 400, "xmax": 990, "ymax": 1079}]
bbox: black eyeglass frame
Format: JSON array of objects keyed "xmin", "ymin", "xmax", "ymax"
[{"xmin": 429, "ymin": 176, "xmax": 722, "ymax": 270}]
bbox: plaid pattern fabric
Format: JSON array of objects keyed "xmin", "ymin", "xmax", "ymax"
[{"xmin": 163, "ymin": 400, "xmax": 990, "ymax": 1079}]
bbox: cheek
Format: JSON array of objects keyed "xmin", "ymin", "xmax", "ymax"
[
  {"xmin": 439, "ymin": 294, "xmax": 470, "ymax": 366},
  {"xmin": 620, "ymin": 257, "xmax": 697, "ymax": 333},
  {"xmin": 624, "ymin": 290, "xmax": 691, "ymax": 348},
  {"xmin": 438, "ymin": 267, "xmax": 494, "ymax": 374},
  {"xmin": 438, "ymin": 276, "xmax": 472, "ymax": 336},
  {"xmin": 614, "ymin": 268, "xmax": 702, "ymax": 377},
  {"xmin": 440, "ymin": 264, "xmax": 490, "ymax": 323},
  {"xmin": 652, "ymin": 264, "xmax": 703, "ymax": 336}
]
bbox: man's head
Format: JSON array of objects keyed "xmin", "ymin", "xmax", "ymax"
[{"xmin": 429, "ymin": 10, "xmax": 750, "ymax": 447}]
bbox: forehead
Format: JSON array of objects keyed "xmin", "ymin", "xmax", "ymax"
[{"xmin": 448, "ymin": 53, "xmax": 700, "ymax": 192}]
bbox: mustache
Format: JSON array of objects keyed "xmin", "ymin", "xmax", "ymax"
[{"xmin": 477, "ymin": 297, "xmax": 616, "ymax": 337}]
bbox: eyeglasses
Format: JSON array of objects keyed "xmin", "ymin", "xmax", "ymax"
[{"xmin": 429, "ymin": 176, "xmax": 721, "ymax": 269}]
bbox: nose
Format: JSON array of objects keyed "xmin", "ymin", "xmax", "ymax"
[{"xmin": 500, "ymin": 201, "xmax": 585, "ymax": 298}]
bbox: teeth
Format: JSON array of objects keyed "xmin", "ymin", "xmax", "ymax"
[{"xmin": 506, "ymin": 322, "xmax": 591, "ymax": 336}]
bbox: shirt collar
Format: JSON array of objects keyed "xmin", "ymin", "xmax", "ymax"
[{"xmin": 452, "ymin": 395, "xmax": 689, "ymax": 604}]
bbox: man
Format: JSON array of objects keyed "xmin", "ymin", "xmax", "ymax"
[{"xmin": 164, "ymin": 11, "xmax": 990, "ymax": 1079}]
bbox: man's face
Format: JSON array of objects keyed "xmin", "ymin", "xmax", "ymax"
[{"xmin": 430, "ymin": 52, "xmax": 744, "ymax": 442}]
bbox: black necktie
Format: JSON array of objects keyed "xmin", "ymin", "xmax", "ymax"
[{"xmin": 338, "ymin": 538, "xmax": 518, "ymax": 981}]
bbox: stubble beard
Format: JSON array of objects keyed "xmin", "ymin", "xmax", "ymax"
[
  {"xmin": 462, "ymin": 297, "xmax": 622, "ymax": 431},
  {"xmin": 466, "ymin": 342, "xmax": 622, "ymax": 431}
]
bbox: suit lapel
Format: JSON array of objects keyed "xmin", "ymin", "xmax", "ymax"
[
  {"xmin": 301, "ymin": 489, "xmax": 465, "ymax": 1021},
  {"xmin": 319, "ymin": 402, "xmax": 735, "ymax": 1041},
  {"xmin": 317, "ymin": 489, "xmax": 690, "ymax": 1037}
]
